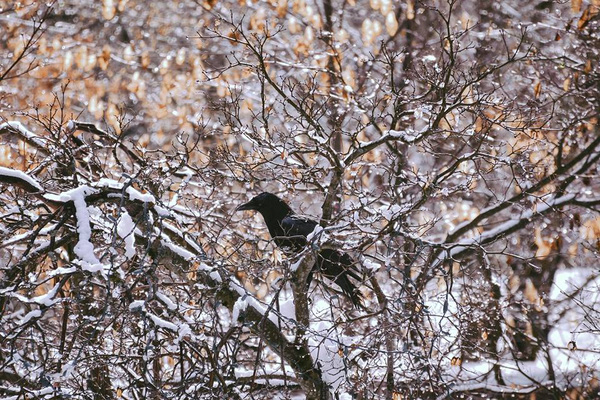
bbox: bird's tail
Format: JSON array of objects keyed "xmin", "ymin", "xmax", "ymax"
[
  {"xmin": 334, "ymin": 272, "xmax": 363, "ymax": 308},
  {"xmin": 317, "ymin": 248, "xmax": 363, "ymax": 308}
]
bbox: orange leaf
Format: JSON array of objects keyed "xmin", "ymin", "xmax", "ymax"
[
  {"xmin": 534, "ymin": 81, "xmax": 542, "ymax": 98},
  {"xmin": 578, "ymin": 6, "xmax": 592, "ymax": 30}
]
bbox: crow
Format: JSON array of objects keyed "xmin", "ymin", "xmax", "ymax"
[{"xmin": 236, "ymin": 192, "xmax": 362, "ymax": 307}]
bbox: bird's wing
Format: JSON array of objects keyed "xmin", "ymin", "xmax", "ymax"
[{"xmin": 279, "ymin": 215, "xmax": 319, "ymax": 239}]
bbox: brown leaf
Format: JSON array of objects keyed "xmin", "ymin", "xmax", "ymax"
[
  {"xmin": 578, "ymin": 6, "xmax": 592, "ymax": 30},
  {"xmin": 102, "ymin": 0, "xmax": 117, "ymax": 20},
  {"xmin": 572, "ymin": 0, "xmax": 582, "ymax": 13},
  {"xmin": 386, "ymin": 12, "xmax": 399, "ymax": 36},
  {"xmin": 98, "ymin": 45, "xmax": 111, "ymax": 71},
  {"xmin": 406, "ymin": 0, "xmax": 415, "ymax": 20},
  {"xmin": 524, "ymin": 278, "xmax": 540, "ymax": 304},
  {"xmin": 534, "ymin": 81, "xmax": 542, "ymax": 98}
]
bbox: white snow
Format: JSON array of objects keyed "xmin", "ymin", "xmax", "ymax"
[
  {"xmin": 48, "ymin": 267, "xmax": 77, "ymax": 276},
  {"xmin": 306, "ymin": 225, "xmax": 323, "ymax": 244},
  {"xmin": 66, "ymin": 119, "xmax": 76, "ymax": 132},
  {"xmin": 42, "ymin": 192, "xmax": 63, "ymax": 202},
  {"xmin": 0, "ymin": 166, "xmax": 44, "ymax": 191},
  {"xmin": 278, "ymin": 298, "xmax": 297, "ymax": 320},
  {"xmin": 1, "ymin": 386, "xmax": 54, "ymax": 400},
  {"xmin": 232, "ymin": 296, "xmax": 249, "ymax": 324},
  {"xmin": 126, "ymin": 186, "xmax": 155, "ymax": 203},
  {"xmin": 177, "ymin": 323, "xmax": 192, "ymax": 342},
  {"xmin": 20, "ymin": 309, "xmax": 42, "ymax": 325},
  {"xmin": 161, "ymin": 238, "xmax": 195, "ymax": 261},
  {"xmin": 129, "ymin": 300, "xmax": 145, "ymax": 311},
  {"xmin": 96, "ymin": 178, "xmax": 124, "ymax": 189},
  {"xmin": 309, "ymin": 299, "xmax": 348, "ymax": 393},
  {"xmin": 156, "ymin": 291, "xmax": 178, "ymax": 310},
  {"xmin": 154, "ymin": 204, "xmax": 171, "ymax": 217},
  {"xmin": 117, "ymin": 210, "xmax": 136, "ymax": 259},
  {"xmin": 228, "ymin": 280, "xmax": 295, "ymax": 327},
  {"xmin": 434, "ymin": 194, "xmax": 577, "ymax": 268},
  {"xmin": 0, "ymin": 120, "xmax": 46, "ymax": 148},
  {"xmin": 209, "ymin": 270, "xmax": 223, "ymax": 283},
  {"xmin": 147, "ymin": 312, "xmax": 179, "ymax": 332},
  {"xmin": 387, "ymin": 128, "xmax": 421, "ymax": 143},
  {"xmin": 31, "ymin": 283, "xmax": 60, "ymax": 307},
  {"xmin": 60, "ymin": 186, "xmax": 101, "ymax": 265},
  {"xmin": 437, "ymin": 266, "xmax": 600, "ymax": 394}
]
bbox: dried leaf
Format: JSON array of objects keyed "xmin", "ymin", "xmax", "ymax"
[
  {"xmin": 176, "ymin": 48, "xmax": 186, "ymax": 66},
  {"xmin": 534, "ymin": 227, "xmax": 553, "ymax": 259},
  {"xmin": 406, "ymin": 0, "xmax": 415, "ymax": 20},
  {"xmin": 572, "ymin": 0, "xmax": 582, "ymax": 13},
  {"xmin": 380, "ymin": 0, "xmax": 392, "ymax": 15},
  {"xmin": 534, "ymin": 81, "xmax": 542, "ymax": 98},
  {"xmin": 386, "ymin": 12, "xmax": 399, "ymax": 36},
  {"xmin": 102, "ymin": 0, "xmax": 116, "ymax": 20},
  {"xmin": 276, "ymin": 0, "xmax": 287, "ymax": 17},
  {"xmin": 99, "ymin": 45, "xmax": 111, "ymax": 70},
  {"xmin": 524, "ymin": 278, "xmax": 540, "ymax": 304},
  {"xmin": 578, "ymin": 6, "xmax": 592, "ymax": 30},
  {"xmin": 288, "ymin": 17, "xmax": 302, "ymax": 34},
  {"xmin": 361, "ymin": 19, "xmax": 373, "ymax": 45},
  {"xmin": 140, "ymin": 51, "xmax": 151, "ymax": 68}
]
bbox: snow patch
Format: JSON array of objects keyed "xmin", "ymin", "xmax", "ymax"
[
  {"xmin": 156, "ymin": 291, "xmax": 178, "ymax": 310},
  {"xmin": 126, "ymin": 186, "xmax": 155, "ymax": 203},
  {"xmin": 60, "ymin": 186, "xmax": 100, "ymax": 265},
  {"xmin": 117, "ymin": 210, "xmax": 136, "ymax": 259},
  {"xmin": 0, "ymin": 120, "xmax": 46, "ymax": 147},
  {"xmin": 32, "ymin": 283, "xmax": 60, "ymax": 307},
  {"xmin": 0, "ymin": 166, "xmax": 44, "ymax": 191},
  {"xmin": 232, "ymin": 296, "xmax": 249, "ymax": 324},
  {"xmin": 161, "ymin": 238, "xmax": 195, "ymax": 261},
  {"xmin": 129, "ymin": 300, "xmax": 145, "ymax": 311},
  {"xmin": 148, "ymin": 312, "xmax": 179, "ymax": 332},
  {"xmin": 20, "ymin": 309, "xmax": 42, "ymax": 325}
]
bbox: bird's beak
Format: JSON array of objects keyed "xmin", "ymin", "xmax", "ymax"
[{"xmin": 236, "ymin": 202, "xmax": 254, "ymax": 211}]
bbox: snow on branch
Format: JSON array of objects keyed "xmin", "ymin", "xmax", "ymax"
[
  {"xmin": 433, "ymin": 193, "xmax": 579, "ymax": 268},
  {"xmin": 0, "ymin": 120, "xmax": 47, "ymax": 149},
  {"xmin": 0, "ymin": 166, "xmax": 44, "ymax": 192},
  {"xmin": 345, "ymin": 128, "xmax": 426, "ymax": 165},
  {"xmin": 59, "ymin": 186, "xmax": 101, "ymax": 265}
]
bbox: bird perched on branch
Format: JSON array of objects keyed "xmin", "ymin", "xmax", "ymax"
[{"xmin": 236, "ymin": 192, "xmax": 363, "ymax": 307}]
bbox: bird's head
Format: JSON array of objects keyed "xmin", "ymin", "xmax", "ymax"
[{"xmin": 236, "ymin": 192, "xmax": 292, "ymax": 217}]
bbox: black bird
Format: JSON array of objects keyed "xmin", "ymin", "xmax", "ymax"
[{"xmin": 236, "ymin": 192, "xmax": 362, "ymax": 307}]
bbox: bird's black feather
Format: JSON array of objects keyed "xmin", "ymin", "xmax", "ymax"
[{"xmin": 237, "ymin": 192, "xmax": 362, "ymax": 307}]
